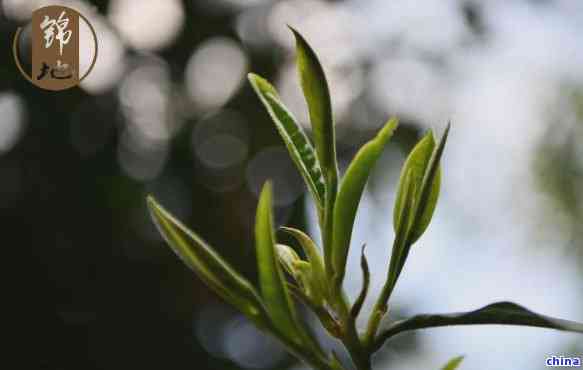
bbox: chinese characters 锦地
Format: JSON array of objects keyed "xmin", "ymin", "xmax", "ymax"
[{"xmin": 37, "ymin": 10, "xmax": 73, "ymax": 81}]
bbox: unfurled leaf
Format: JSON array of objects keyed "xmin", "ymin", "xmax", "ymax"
[
  {"xmin": 255, "ymin": 183, "xmax": 303, "ymax": 343},
  {"xmin": 280, "ymin": 226, "xmax": 327, "ymax": 303},
  {"xmin": 147, "ymin": 196, "xmax": 268, "ymax": 326},
  {"xmin": 289, "ymin": 27, "xmax": 338, "ymax": 183},
  {"xmin": 248, "ymin": 73, "xmax": 326, "ymax": 210},
  {"xmin": 331, "ymin": 118, "xmax": 398, "ymax": 287},
  {"xmin": 256, "ymin": 185, "xmax": 326, "ymax": 362},
  {"xmin": 373, "ymin": 301, "xmax": 583, "ymax": 351},
  {"xmin": 441, "ymin": 356, "xmax": 465, "ymax": 370},
  {"xmin": 393, "ymin": 130, "xmax": 440, "ymax": 243}
]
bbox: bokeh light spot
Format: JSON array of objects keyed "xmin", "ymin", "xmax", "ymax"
[
  {"xmin": 196, "ymin": 134, "xmax": 248, "ymax": 170},
  {"xmin": 185, "ymin": 37, "xmax": 248, "ymax": 111},
  {"xmin": 223, "ymin": 316, "xmax": 287, "ymax": 369},
  {"xmin": 0, "ymin": 92, "xmax": 26, "ymax": 154},
  {"xmin": 246, "ymin": 146, "xmax": 304, "ymax": 206},
  {"xmin": 192, "ymin": 110, "xmax": 250, "ymax": 193},
  {"xmin": 80, "ymin": 11, "xmax": 126, "ymax": 94},
  {"xmin": 109, "ymin": 0, "xmax": 184, "ymax": 51}
]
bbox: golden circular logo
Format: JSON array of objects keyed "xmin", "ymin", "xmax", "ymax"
[{"xmin": 12, "ymin": 5, "xmax": 98, "ymax": 91}]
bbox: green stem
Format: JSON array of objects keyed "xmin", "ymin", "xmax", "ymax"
[
  {"xmin": 363, "ymin": 301, "xmax": 387, "ymax": 350},
  {"xmin": 332, "ymin": 291, "xmax": 371, "ymax": 370},
  {"xmin": 363, "ymin": 266, "xmax": 396, "ymax": 347},
  {"xmin": 321, "ymin": 165, "xmax": 371, "ymax": 370},
  {"xmin": 322, "ymin": 171, "xmax": 338, "ymax": 276},
  {"xmin": 363, "ymin": 236, "xmax": 407, "ymax": 348}
]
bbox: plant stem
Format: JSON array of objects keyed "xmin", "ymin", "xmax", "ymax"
[
  {"xmin": 322, "ymin": 170, "xmax": 338, "ymax": 275},
  {"xmin": 331, "ymin": 291, "xmax": 370, "ymax": 370},
  {"xmin": 363, "ymin": 234, "xmax": 410, "ymax": 348},
  {"xmin": 321, "ymin": 166, "xmax": 372, "ymax": 370}
]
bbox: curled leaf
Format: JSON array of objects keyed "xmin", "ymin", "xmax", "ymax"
[
  {"xmin": 248, "ymin": 73, "xmax": 326, "ymax": 210},
  {"xmin": 293, "ymin": 260, "xmax": 313, "ymax": 295},
  {"xmin": 386, "ymin": 125, "xmax": 449, "ymax": 301},
  {"xmin": 393, "ymin": 131, "xmax": 439, "ymax": 242},
  {"xmin": 147, "ymin": 196, "xmax": 267, "ymax": 326},
  {"xmin": 350, "ymin": 244, "xmax": 370, "ymax": 320},
  {"xmin": 276, "ymin": 243, "xmax": 314, "ymax": 294},
  {"xmin": 280, "ymin": 226, "xmax": 327, "ymax": 303},
  {"xmin": 410, "ymin": 123, "xmax": 449, "ymax": 243},
  {"xmin": 276, "ymin": 243, "xmax": 301, "ymax": 277},
  {"xmin": 385, "ymin": 170, "xmax": 417, "ymax": 298},
  {"xmin": 332, "ymin": 118, "xmax": 398, "ymax": 288}
]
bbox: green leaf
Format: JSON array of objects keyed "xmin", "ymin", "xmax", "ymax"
[
  {"xmin": 383, "ymin": 125, "xmax": 450, "ymax": 304},
  {"xmin": 292, "ymin": 260, "xmax": 313, "ymax": 296},
  {"xmin": 331, "ymin": 118, "xmax": 398, "ymax": 287},
  {"xmin": 373, "ymin": 301, "xmax": 583, "ymax": 351},
  {"xmin": 385, "ymin": 170, "xmax": 417, "ymax": 297},
  {"xmin": 255, "ymin": 182, "xmax": 302, "ymax": 343},
  {"xmin": 289, "ymin": 27, "xmax": 338, "ymax": 183},
  {"xmin": 248, "ymin": 73, "xmax": 326, "ymax": 210},
  {"xmin": 147, "ymin": 196, "xmax": 267, "ymax": 326},
  {"xmin": 441, "ymin": 356, "xmax": 465, "ymax": 370},
  {"xmin": 393, "ymin": 131, "xmax": 440, "ymax": 243},
  {"xmin": 276, "ymin": 243, "xmax": 302, "ymax": 279},
  {"xmin": 392, "ymin": 168, "xmax": 416, "ymax": 237},
  {"xmin": 410, "ymin": 123, "xmax": 449, "ymax": 243},
  {"xmin": 280, "ymin": 226, "xmax": 326, "ymax": 293},
  {"xmin": 275, "ymin": 243, "xmax": 313, "ymax": 298},
  {"xmin": 280, "ymin": 226, "xmax": 327, "ymax": 303}
]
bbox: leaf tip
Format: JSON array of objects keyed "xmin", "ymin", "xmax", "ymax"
[
  {"xmin": 247, "ymin": 72, "xmax": 258, "ymax": 82},
  {"xmin": 247, "ymin": 73, "xmax": 266, "ymax": 90},
  {"xmin": 146, "ymin": 194, "xmax": 162, "ymax": 221},
  {"xmin": 288, "ymin": 26, "xmax": 311, "ymax": 53},
  {"xmin": 287, "ymin": 24, "xmax": 300, "ymax": 37},
  {"xmin": 146, "ymin": 194, "xmax": 156, "ymax": 207},
  {"xmin": 260, "ymin": 180, "xmax": 273, "ymax": 194},
  {"xmin": 278, "ymin": 226, "xmax": 294, "ymax": 237},
  {"xmin": 441, "ymin": 121, "xmax": 451, "ymax": 143},
  {"xmin": 387, "ymin": 116, "xmax": 400, "ymax": 128},
  {"xmin": 379, "ymin": 117, "xmax": 399, "ymax": 141},
  {"xmin": 427, "ymin": 129, "xmax": 437, "ymax": 142},
  {"xmin": 258, "ymin": 180, "xmax": 274, "ymax": 209}
]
